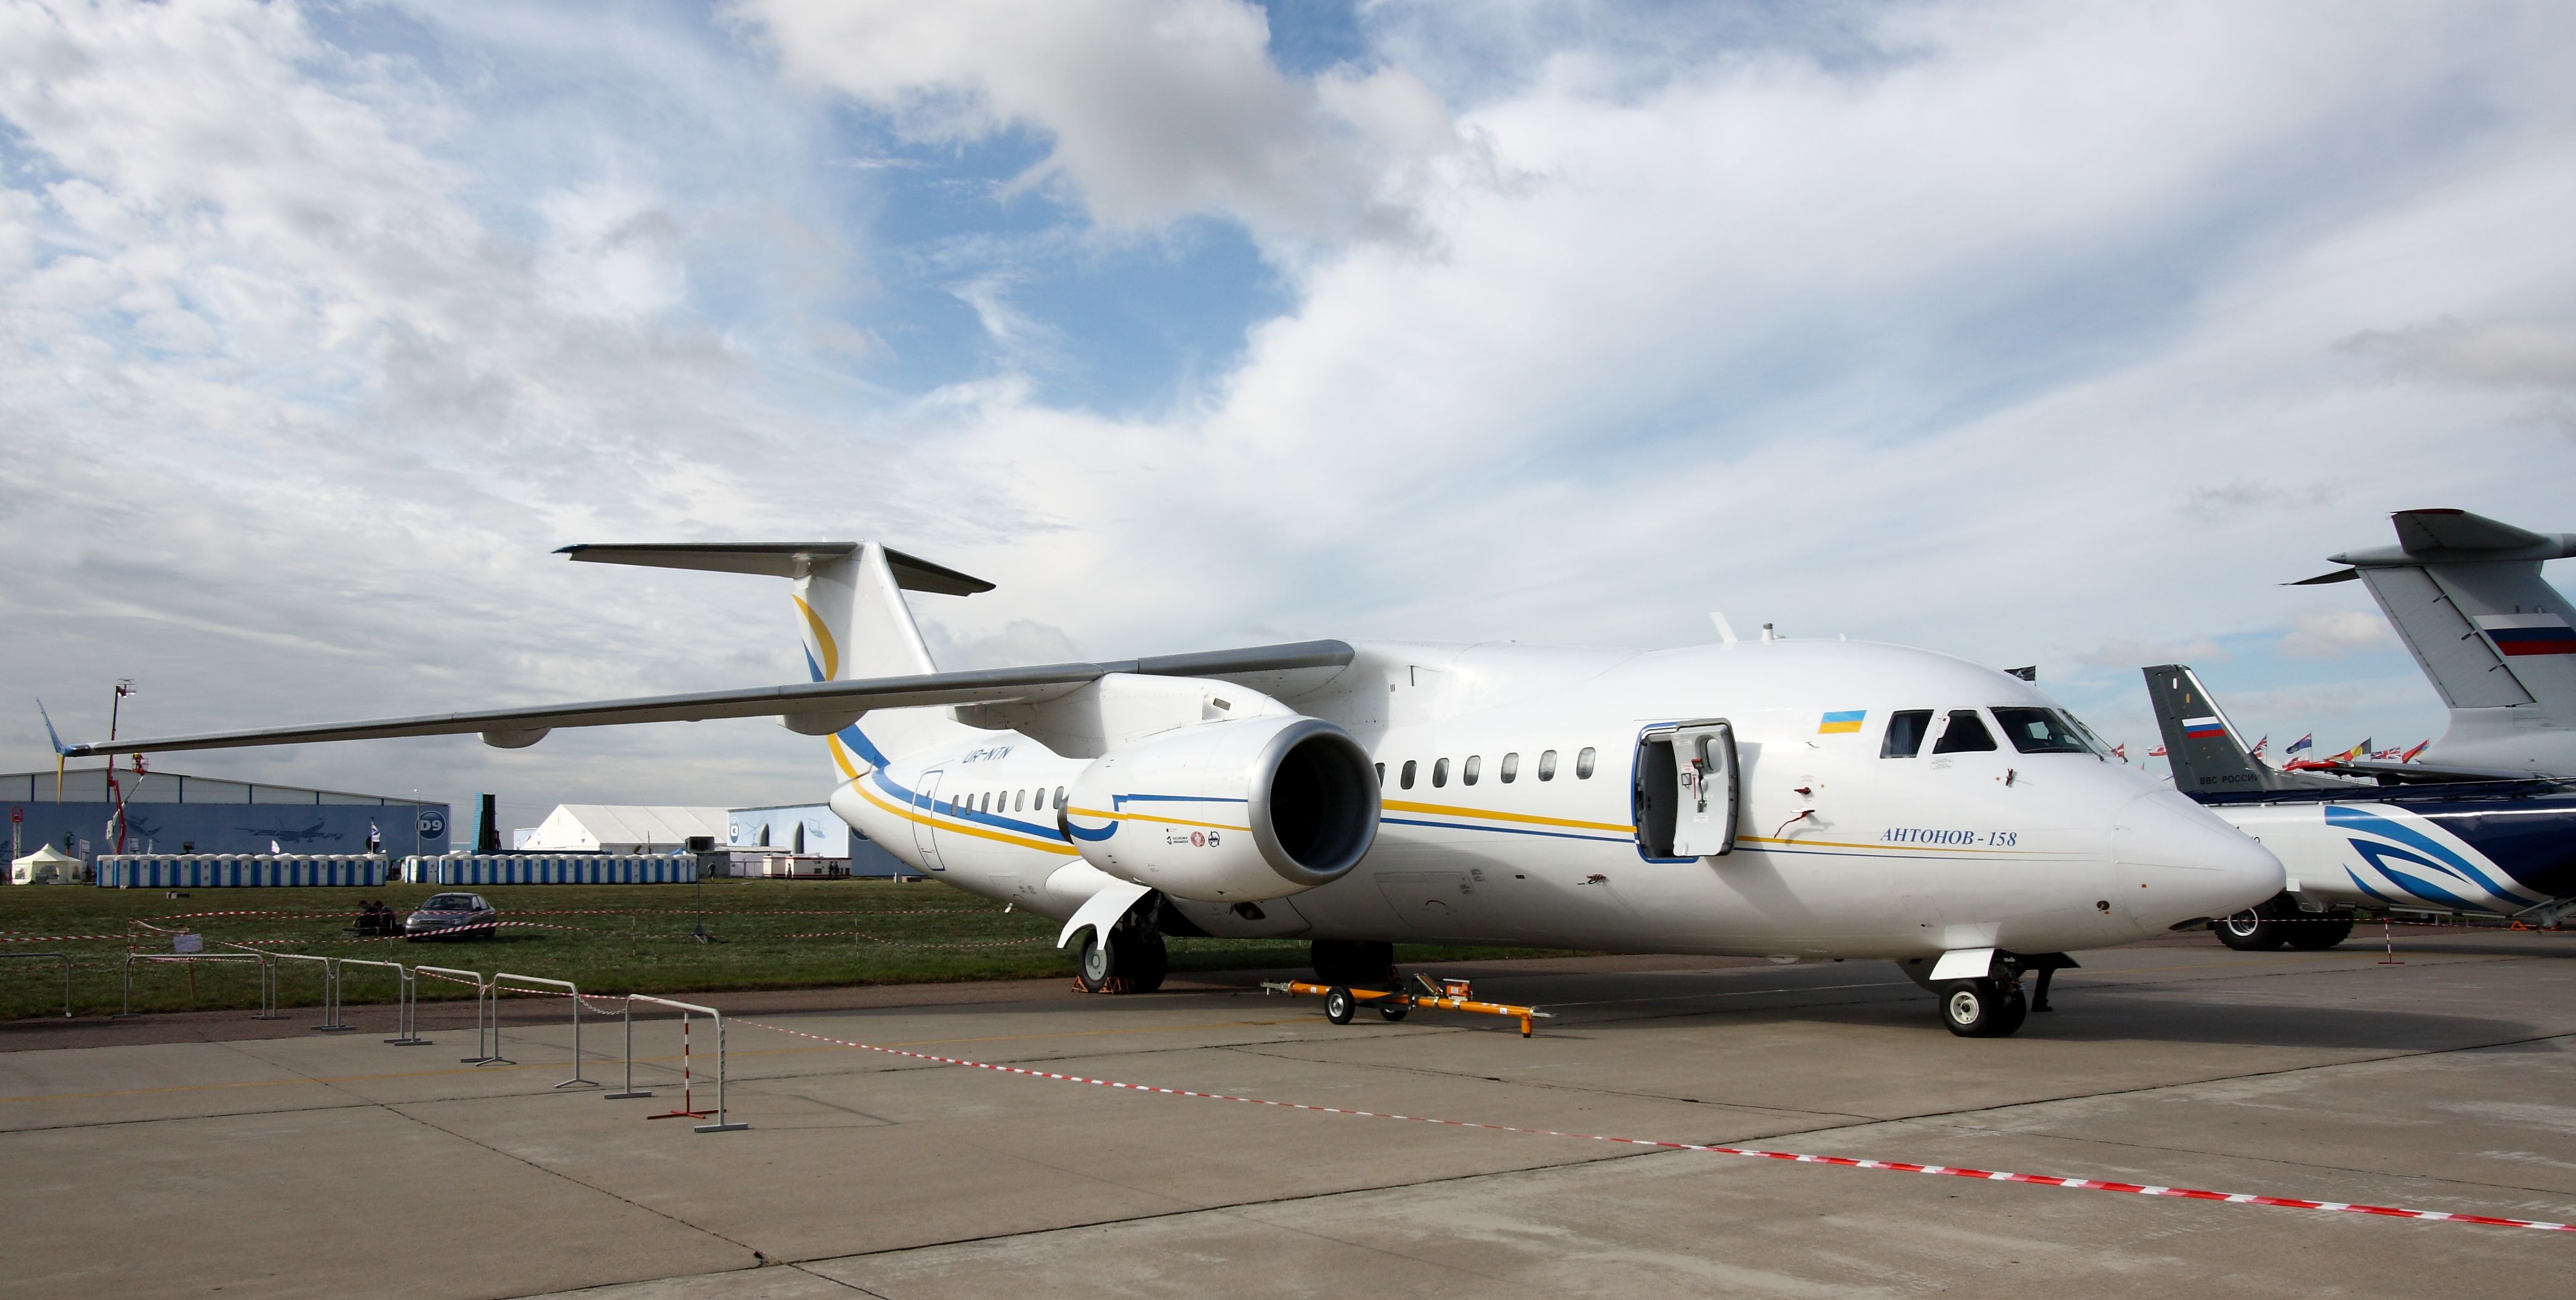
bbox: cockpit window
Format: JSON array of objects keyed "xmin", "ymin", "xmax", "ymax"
[
  {"xmin": 1930, "ymin": 709, "xmax": 1998, "ymax": 754},
  {"xmin": 1992, "ymin": 706, "xmax": 2092, "ymax": 755},
  {"xmin": 1881, "ymin": 710, "xmax": 1932, "ymax": 758}
]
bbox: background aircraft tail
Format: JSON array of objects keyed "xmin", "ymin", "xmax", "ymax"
[
  {"xmin": 2294, "ymin": 509, "xmax": 2576, "ymax": 772},
  {"xmin": 2142, "ymin": 664, "xmax": 2289, "ymax": 794},
  {"xmin": 558, "ymin": 541, "xmax": 994, "ymax": 775}
]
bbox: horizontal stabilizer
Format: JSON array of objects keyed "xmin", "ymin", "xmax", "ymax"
[
  {"xmin": 2392, "ymin": 508, "xmax": 2551, "ymax": 555},
  {"xmin": 54, "ymin": 640, "xmax": 1356, "ymax": 758},
  {"xmin": 557, "ymin": 543, "xmax": 994, "ymax": 595}
]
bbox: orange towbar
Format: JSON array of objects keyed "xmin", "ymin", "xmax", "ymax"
[{"xmin": 1262, "ymin": 973, "xmax": 1552, "ymax": 1038}]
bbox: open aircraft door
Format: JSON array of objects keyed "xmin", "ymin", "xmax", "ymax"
[
  {"xmin": 912, "ymin": 769, "xmax": 946, "ymax": 871},
  {"xmin": 1637, "ymin": 720, "xmax": 1739, "ymax": 858}
]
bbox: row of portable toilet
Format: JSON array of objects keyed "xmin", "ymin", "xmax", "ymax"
[
  {"xmin": 94, "ymin": 855, "xmax": 391, "ymax": 889},
  {"xmin": 401, "ymin": 854, "xmax": 699, "ymax": 886}
]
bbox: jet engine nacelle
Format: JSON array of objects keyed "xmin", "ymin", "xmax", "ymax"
[{"xmin": 1064, "ymin": 715, "xmax": 1379, "ymax": 902}]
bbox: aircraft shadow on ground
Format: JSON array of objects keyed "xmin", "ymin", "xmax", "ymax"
[{"xmin": 1745, "ymin": 987, "xmax": 2555, "ymax": 1052}]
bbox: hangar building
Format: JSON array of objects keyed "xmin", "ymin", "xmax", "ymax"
[{"xmin": 2, "ymin": 768, "xmax": 450, "ymax": 868}]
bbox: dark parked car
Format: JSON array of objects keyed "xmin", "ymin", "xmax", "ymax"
[{"xmin": 404, "ymin": 893, "xmax": 498, "ymax": 942}]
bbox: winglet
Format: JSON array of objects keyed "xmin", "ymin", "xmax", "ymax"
[
  {"xmin": 36, "ymin": 700, "xmax": 70, "ymax": 756},
  {"xmin": 2286, "ymin": 568, "xmax": 2359, "ymax": 586}
]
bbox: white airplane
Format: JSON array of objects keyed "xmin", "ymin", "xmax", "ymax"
[{"xmin": 55, "ymin": 541, "xmax": 2282, "ymax": 1037}]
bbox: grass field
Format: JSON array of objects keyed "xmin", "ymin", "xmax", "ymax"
[{"xmin": 0, "ymin": 879, "xmax": 1565, "ymax": 1019}]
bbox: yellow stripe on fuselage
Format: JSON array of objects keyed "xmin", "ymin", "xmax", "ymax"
[
  {"xmin": 851, "ymin": 777, "xmax": 1071, "ymax": 855},
  {"xmin": 1065, "ymin": 806, "xmax": 1250, "ymax": 834},
  {"xmin": 1379, "ymin": 798, "xmax": 1634, "ymax": 834}
]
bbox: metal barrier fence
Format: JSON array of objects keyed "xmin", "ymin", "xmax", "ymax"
[
  {"xmin": 399, "ymin": 854, "xmax": 697, "ymax": 886},
  {"xmin": 625, "ymin": 995, "xmax": 747, "ymax": 1132},
  {"xmin": 118, "ymin": 951, "xmax": 276, "ymax": 1019},
  {"xmin": 338, "ymin": 958, "xmax": 425, "ymax": 1045},
  {"xmin": 2, "ymin": 952, "xmax": 74, "ymax": 1018},
  {"xmin": 415, "ymin": 966, "xmax": 508, "ymax": 1065},
  {"xmin": 492, "ymin": 972, "xmax": 597, "ymax": 1090},
  {"xmin": 94, "ymin": 854, "xmax": 389, "ymax": 889}
]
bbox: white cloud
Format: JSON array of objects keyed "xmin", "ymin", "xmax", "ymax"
[
  {"xmin": 2342, "ymin": 317, "xmax": 2576, "ymax": 389},
  {"xmin": 2078, "ymin": 638, "xmax": 2229, "ymax": 670},
  {"xmin": 2277, "ymin": 609, "xmax": 2396, "ymax": 660},
  {"xmin": 727, "ymin": 0, "xmax": 1461, "ymax": 244}
]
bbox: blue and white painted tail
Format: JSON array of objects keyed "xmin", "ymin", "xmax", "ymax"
[{"xmin": 557, "ymin": 539, "xmax": 994, "ymax": 779}]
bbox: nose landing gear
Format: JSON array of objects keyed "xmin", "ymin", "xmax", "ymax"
[{"xmin": 1940, "ymin": 978, "xmax": 2028, "ymax": 1038}]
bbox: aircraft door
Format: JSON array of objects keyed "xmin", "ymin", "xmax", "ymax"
[
  {"xmin": 912, "ymin": 769, "xmax": 946, "ymax": 871},
  {"xmin": 1636, "ymin": 720, "xmax": 1738, "ymax": 859}
]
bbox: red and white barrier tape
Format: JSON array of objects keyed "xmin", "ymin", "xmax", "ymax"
[
  {"xmin": 734, "ymin": 1017, "xmax": 2575, "ymax": 1234},
  {"xmin": 0, "ymin": 934, "xmax": 128, "ymax": 943}
]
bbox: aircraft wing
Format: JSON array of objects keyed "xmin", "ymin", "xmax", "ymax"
[{"xmin": 52, "ymin": 640, "xmax": 1356, "ymax": 758}]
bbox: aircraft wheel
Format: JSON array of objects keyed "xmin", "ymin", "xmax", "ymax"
[
  {"xmin": 1378, "ymin": 1003, "xmax": 1409, "ymax": 1022},
  {"xmin": 1075, "ymin": 929, "xmax": 1116, "ymax": 993},
  {"xmin": 2214, "ymin": 898, "xmax": 2290, "ymax": 951},
  {"xmin": 1940, "ymin": 979, "xmax": 2016, "ymax": 1037},
  {"xmin": 1117, "ymin": 929, "xmax": 1169, "ymax": 992},
  {"xmin": 2283, "ymin": 912, "xmax": 2355, "ymax": 950},
  {"xmin": 1324, "ymin": 986, "xmax": 1356, "ymax": 1025},
  {"xmin": 1989, "ymin": 981, "xmax": 2030, "ymax": 1037}
]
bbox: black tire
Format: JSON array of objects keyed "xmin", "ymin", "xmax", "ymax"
[
  {"xmin": 1378, "ymin": 1003, "xmax": 1409, "ymax": 1022},
  {"xmin": 1075, "ymin": 929, "xmax": 1116, "ymax": 993},
  {"xmin": 1324, "ymin": 986, "xmax": 1356, "ymax": 1025},
  {"xmin": 1117, "ymin": 930, "xmax": 1169, "ymax": 993},
  {"xmin": 2215, "ymin": 898, "xmax": 2290, "ymax": 951},
  {"xmin": 1311, "ymin": 939, "xmax": 1397, "ymax": 988},
  {"xmin": 2283, "ymin": 912, "xmax": 2356, "ymax": 950},
  {"xmin": 1989, "ymin": 982, "xmax": 2030, "ymax": 1037},
  {"xmin": 1940, "ymin": 979, "xmax": 2017, "ymax": 1037}
]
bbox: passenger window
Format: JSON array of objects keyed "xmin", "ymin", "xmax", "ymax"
[
  {"xmin": 1463, "ymin": 755, "xmax": 1481, "ymax": 785},
  {"xmin": 1576, "ymin": 747, "xmax": 1597, "ymax": 778},
  {"xmin": 1014, "ymin": 789, "xmax": 1026, "ymax": 812},
  {"xmin": 1401, "ymin": 760, "xmax": 1417, "ymax": 789},
  {"xmin": 1538, "ymin": 749, "xmax": 1558, "ymax": 780},
  {"xmin": 1932, "ymin": 709, "xmax": 1998, "ymax": 754},
  {"xmin": 1500, "ymin": 752, "xmax": 1518, "ymax": 783},
  {"xmin": 1882, "ymin": 710, "xmax": 1933, "ymax": 758},
  {"xmin": 1433, "ymin": 757, "xmax": 1450, "ymax": 788},
  {"xmin": 983, "ymin": 791, "xmax": 995, "ymax": 812},
  {"xmin": 1374, "ymin": 762, "xmax": 1385, "ymax": 786},
  {"xmin": 1055, "ymin": 786, "xmax": 1066, "ymax": 809}
]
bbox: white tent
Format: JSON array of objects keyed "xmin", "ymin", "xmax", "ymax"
[
  {"xmin": 519, "ymin": 805, "xmax": 727, "ymax": 855},
  {"xmin": 12, "ymin": 844, "xmax": 83, "ymax": 886}
]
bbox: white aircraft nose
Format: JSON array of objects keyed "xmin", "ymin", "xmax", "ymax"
[{"xmin": 2113, "ymin": 791, "xmax": 2284, "ymax": 923}]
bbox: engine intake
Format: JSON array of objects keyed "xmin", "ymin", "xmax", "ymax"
[{"xmin": 1065, "ymin": 716, "xmax": 1378, "ymax": 901}]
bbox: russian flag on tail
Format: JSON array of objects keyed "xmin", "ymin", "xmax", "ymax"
[
  {"xmin": 2476, "ymin": 613, "xmax": 2576, "ymax": 656},
  {"xmin": 2181, "ymin": 716, "xmax": 2227, "ymax": 740}
]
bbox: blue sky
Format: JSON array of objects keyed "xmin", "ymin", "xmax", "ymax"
[{"xmin": 3, "ymin": 0, "xmax": 2572, "ymax": 822}]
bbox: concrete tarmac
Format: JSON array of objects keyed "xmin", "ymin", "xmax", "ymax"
[{"xmin": 4, "ymin": 930, "xmax": 2572, "ymax": 1298}]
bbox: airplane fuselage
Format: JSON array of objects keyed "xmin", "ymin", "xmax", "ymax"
[{"xmin": 827, "ymin": 639, "xmax": 2279, "ymax": 960}]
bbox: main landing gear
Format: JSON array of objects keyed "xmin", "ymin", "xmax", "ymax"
[
  {"xmin": 1075, "ymin": 923, "xmax": 1168, "ymax": 994},
  {"xmin": 2216, "ymin": 894, "xmax": 2355, "ymax": 951}
]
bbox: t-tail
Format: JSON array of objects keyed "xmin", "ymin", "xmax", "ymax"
[
  {"xmin": 2292, "ymin": 509, "xmax": 2576, "ymax": 775},
  {"xmin": 556, "ymin": 541, "xmax": 992, "ymax": 778}
]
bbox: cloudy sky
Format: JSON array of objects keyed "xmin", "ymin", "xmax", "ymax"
[{"xmin": 5, "ymin": 0, "xmax": 2573, "ymax": 829}]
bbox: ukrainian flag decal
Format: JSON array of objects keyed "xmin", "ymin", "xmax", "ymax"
[{"xmin": 1818, "ymin": 709, "xmax": 1866, "ymax": 734}]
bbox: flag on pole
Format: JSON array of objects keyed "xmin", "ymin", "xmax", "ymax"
[
  {"xmin": 2148, "ymin": 745, "xmax": 2168, "ymax": 757},
  {"xmin": 2401, "ymin": 740, "xmax": 2429, "ymax": 762},
  {"xmin": 2286, "ymin": 733, "xmax": 2314, "ymax": 757},
  {"xmin": 2328, "ymin": 738, "xmax": 2371, "ymax": 764},
  {"xmin": 2110, "ymin": 743, "xmax": 2127, "ymax": 761}
]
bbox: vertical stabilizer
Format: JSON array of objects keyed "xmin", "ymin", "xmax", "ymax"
[
  {"xmin": 2142, "ymin": 665, "xmax": 2286, "ymax": 794},
  {"xmin": 2293, "ymin": 509, "xmax": 2576, "ymax": 774}
]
